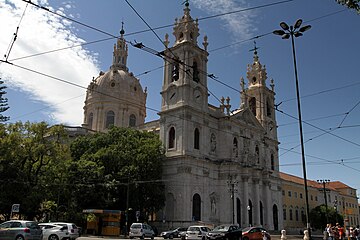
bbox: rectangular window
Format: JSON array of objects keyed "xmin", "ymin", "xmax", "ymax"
[
  {"xmin": 311, "ymin": 195, "xmax": 313, "ymax": 201},
  {"xmin": 300, "ymin": 193, "xmax": 303, "ymax": 199},
  {"xmin": 283, "ymin": 209, "xmax": 286, "ymax": 220},
  {"xmin": 289, "ymin": 209, "xmax": 293, "ymax": 221},
  {"xmin": 282, "ymin": 190, "xmax": 285, "ymax": 196},
  {"xmin": 294, "ymin": 192, "xmax": 298, "ymax": 198},
  {"xmin": 288, "ymin": 191, "xmax": 292, "ymax": 197},
  {"xmin": 295, "ymin": 210, "xmax": 299, "ymax": 221},
  {"xmin": 315, "ymin": 196, "xmax": 318, "ymax": 201}
]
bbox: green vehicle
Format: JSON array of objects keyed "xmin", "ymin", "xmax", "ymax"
[{"xmin": 0, "ymin": 220, "xmax": 43, "ymax": 240}]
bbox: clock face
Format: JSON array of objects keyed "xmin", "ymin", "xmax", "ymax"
[{"xmin": 194, "ymin": 89, "xmax": 202, "ymax": 103}]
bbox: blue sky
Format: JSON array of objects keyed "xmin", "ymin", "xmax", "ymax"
[{"xmin": 1, "ymin": 0, "xmax": 360, "ymax": 200}]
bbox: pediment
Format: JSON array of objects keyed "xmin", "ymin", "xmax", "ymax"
[{"xmin": 230, "ymin": 108, "xmax": 264, "ymax": 129}]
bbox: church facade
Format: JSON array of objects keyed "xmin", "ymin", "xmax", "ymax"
[{"xmin": 82, "ymin": 3, "xmax": 283, "ymax": 230}]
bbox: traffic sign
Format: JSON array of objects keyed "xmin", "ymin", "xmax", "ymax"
[{"xmin": 12, "ymin": 204, "xmax": 20, "ymax": 213}]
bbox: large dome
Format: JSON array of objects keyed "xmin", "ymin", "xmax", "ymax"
[{"xmin": 82, "ymin": 31, "xmax": 147, "ymax": 132}]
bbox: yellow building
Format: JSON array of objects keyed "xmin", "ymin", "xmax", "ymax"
[{"xmin": 280, "ymin": 172, "xmax": 360, "ymax": 232}]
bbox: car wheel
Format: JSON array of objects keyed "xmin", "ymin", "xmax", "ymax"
[
  {"xmin": 151, "ymin": 235, "xmax": 155, "ymax": 240},
  {"xmin": 243, "ymin": 237, "xmax": 249, "ymax": 240},
  {"xmin": 130, "ymin": 237, "xmax": 134, "ymax": 239},
  {"xmin": 141, "ymin": 234, "xmax": 145, "ymax": 239},
  {"xmin": 49, "ymin": 234, "xmax": 59, "ymax": 240},
  {"xmin": 170, "ymin": 234, "xmax": 174, "ymax": 239},
  {"xmin": 202, "ymin": 236, "xmax": 206, "ymax": 240},
  {"xmin": 15, "ymin": 235, "xmax": 25, "ymax": 240}
]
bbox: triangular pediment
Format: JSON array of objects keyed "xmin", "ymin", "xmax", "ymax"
[{"xmin": 230, "ymin": 108, "xmax": 264, "ymax": 129}]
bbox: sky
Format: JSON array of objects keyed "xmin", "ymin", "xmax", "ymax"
[{"xmin": 1, "ymin": 0, "xmax": 360, "ymax": 201}]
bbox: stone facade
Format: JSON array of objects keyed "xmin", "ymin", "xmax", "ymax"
[{"xmin": 82, "ymin": 4, "xmax": 283, "ymax": 230}]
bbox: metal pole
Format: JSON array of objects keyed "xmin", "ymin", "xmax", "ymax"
[
  {"xmin": 323, "ymin": 182, "xmax": 328, "ymax": 224},
  {"xmin": 290, "ymin": 30, "xmax": 311, "ymax": 239}
]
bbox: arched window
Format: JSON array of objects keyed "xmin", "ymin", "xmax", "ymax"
[
  {"xmin": 295, "ymin": 209, "xmax": 299, "ymax": 221},
  {"xmin": 233, "ymin": 137, "xmax": 238, "ymax": 157},
  {"xmin": 88, "ymin": 112, "xmax": 93, "ymax": 129},
  {"xmin": 249, "ymin": 97, "xmax": 256, "ymax": 116},
  {"xmin": 192, "ymin": 194, "xmax": 201, "ymax": 221},
  {"xmin": 194, "ymin": 128, "xmax": 200, "ymax": 150},
  {"xmin": 172, "ymin": 59, "xmax": 179, "ymax": 82},
  {"xmin": 129, "ymin": 114, "xmax": 136, "ymax": 127},
  {"xmin": 271, "ymin": 154, "xmax": 275, "ymax": 170},
  {"xmin": 193, "ymin": 61, "xmax": 200, "ymax": 82},
  {"xmin": 168, "ymin": 127, "xmax": 175, "ymax": 149},
  {"xmin": 105, "ymin": 110, "xmax": 115, "ymax": 128},
  {"xmin": 289, "ymin": 208, "xmax": 293, "ymax": 221},
  {"xmin": 266, "ymin": 99, "xmax": 272, "ymax": 117}
]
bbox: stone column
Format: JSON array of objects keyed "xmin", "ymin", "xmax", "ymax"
[
  {"xmin": 254, "ymin": 178, "xmax": 260, "ymax": 226},
  {"xmin": 264, "ymin": 180, "xmax": 272, "ymax": 229}
]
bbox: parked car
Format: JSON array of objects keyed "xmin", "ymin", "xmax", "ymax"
[
  {"xmin": 0, "ymin": 220, "xmax": 43, "ymax": 240},
  {"xmin": 241, "ymin": 227, "xmax": 270, "ymax": 240},
  {"xmin": 39, "ymin": 223, "xmax": 70, "ymax": 240},
  {"xmin": 185, "ymin": 225, "xmax": 212, "ymax": 240},
  {"xmin": 51, "ymin": 222, "xmax": 79, "ymax": 240},
  {"xmin": 129, "ymin": 223, "xmax": 155, "ymax": 239},
  {"xmin": 206, "ymin": 224, "xmax": 242, "ymax": 240},
  {"xmin": 160, "ymin": 227, "xmax": 188, "ymax": 239}
]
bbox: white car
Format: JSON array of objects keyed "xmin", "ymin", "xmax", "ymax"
[
  {"xmin": 186, "ymin": 226, "xmax": 211, "ymax": 240},
  {"xmin": 129, "ymin": 223, "xmax": 155, "ymax": 239},
  {"xmin": 51, "ymin": 222, "xmax": 79, "ymax": 240},
  {"xmin": 39, "ymin": 223, "xmax": 70, "ymax": 240}
]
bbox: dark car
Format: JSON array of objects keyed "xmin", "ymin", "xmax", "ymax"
[
  {"xmin": 206, "ymin": 224, "xmax": 242, "ymax": 240},
  {"xmin": 242, "ymin": 227, "xmax": 271, "ymax": 240},
  {"xmin": 161, "ymin": 227, "xmax": 188, "ymax": 239}
]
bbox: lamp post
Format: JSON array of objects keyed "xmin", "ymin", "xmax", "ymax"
[
  {"xmin": 227, "ymin": 177, "xmax": 238, "ymax": 224},
  {"xmin": 317, "ymin": 179, "xmax": 330, "ymax": 224},
  {"xmin": 273, "ymin": 19, "xmax": 312, "ymax": 237}
]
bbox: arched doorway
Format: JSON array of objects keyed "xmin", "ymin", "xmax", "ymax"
[
  {"xmin": 273, "ymin": 204, "xmax": 279, "ymax": 231},
  {"xmin": 236, "ymin": 198, "xmax": 241, "ymax": 225},
  {"xmin": 192, "ymin": 194, "xmax": 201, "ymax": 221},
  {"xmin": 248, "ymin": 200, "xmax": 253, "ymax": 227}
]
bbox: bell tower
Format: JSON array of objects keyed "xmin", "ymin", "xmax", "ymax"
[
  {"xmin": 241, "ymin": 43, "xmax": 277, "ymax": 139},
  {"xmin": 160, "ymin": 1, "xmax": 209, "ymax": 112}
]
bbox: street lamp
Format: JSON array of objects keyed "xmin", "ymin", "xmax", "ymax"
[
  {"xmin": 273, "ymin": 19, "xmax": 312, "ymax": 237},
  {"xmin": 317, "ymin": 179, "xmax": 330, "ymax": 224}
]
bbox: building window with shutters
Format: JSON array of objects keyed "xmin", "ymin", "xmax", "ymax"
[{"xmin": 194, "ymin": 128, "xmax": 200, "ymax": 150}]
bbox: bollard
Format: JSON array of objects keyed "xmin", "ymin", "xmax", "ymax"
[
  {"xmin": 304, "ymin": 230, "xmax": 310, "ymax": 240},
  {"xmin": 281, "ymin": 229, "xmax": 287, "ymax": 240}
]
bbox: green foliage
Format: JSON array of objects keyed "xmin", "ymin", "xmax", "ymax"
[
  {"xmin": 69, "ymin": 126, "xmax": 166, "ymax": 220},
  {"xmin": 310, "ymin": 204, "xmax": 344, "ymax": 230},
  {"xmin": 336, "ymin": 0, "xmax": 360, "ymax": 13},
  {"xmin": 0, "ymin": 122, "xmax": 70, "ymax": 220}
]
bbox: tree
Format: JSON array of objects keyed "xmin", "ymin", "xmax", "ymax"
[
  {"xmin": 69, "ymin": 127, "xmax": 166, "ymax": 221},
  {"xmin": 0, "ymin": 122, "xmax": 71, "ymax": 220},
  {"xmin": 335, "ymin": 0, "xmax": 360, "ymax": 13},
  {"xmin": 309, "ymin": 204, "xmax": 344, "ymax": 230},
  {"xmin": 0, "ymin": 79, "xmax": 10, "ymax": 122}
]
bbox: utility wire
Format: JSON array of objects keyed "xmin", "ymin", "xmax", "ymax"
[
  {"xmin": 338, "ymin": 99, "xmax": 360, "ymax": 128},
  {"xmin": 3, "ymin": 2, "xmax": 28, "ymax": 62}
]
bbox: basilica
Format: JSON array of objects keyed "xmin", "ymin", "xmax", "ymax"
[{"xmin": 81, "ymin": 3, "xmax": 283, "ymax": 230}]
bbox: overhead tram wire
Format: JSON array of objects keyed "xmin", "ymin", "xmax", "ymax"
[
  {"xmin": 6, "ymin": 3, "xmax": 360, "ymax": 171},
  {"xmin": 11, "ymin": 0, "xmax": 295, "ymax": 62},
  {"xmin": 338, "ymin": 99, "xmax": 360, "ymax": 128},
  {"xmin": 3, "ymin": 2, "xmax": 29, "ymax": 62},
  {"xmin": 21, "ymin": 0, "xmax": 117, "ymax": 38}
]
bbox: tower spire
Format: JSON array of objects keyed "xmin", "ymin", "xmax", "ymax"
[{"xmin": 111, "ymin": 22, "xmax": 128, "ymax": 71}]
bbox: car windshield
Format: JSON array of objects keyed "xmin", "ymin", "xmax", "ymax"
[
  {"xmin": 131, "ymin": 224, "xmax": 141, "ymax": 229},
  {"xmin": 26, "ymin": 222, "xmax": 40, "ymax": 229},
  {"xmin": 242, "ymin": 227, "xmax": 252, "ymax": 232},
  {"xmin": 188, "ymin": 227, "xmax": 199, "ymax": 231},
  {"xmin": 213, "ymin": 225, "xmax": 229, "ymax": 231}
]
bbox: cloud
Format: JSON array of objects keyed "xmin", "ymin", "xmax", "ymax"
[
  {"xmin": 0, "ymin": 0, "xmax": 99, "ymax": 125},
  {"xmin": 192, "ymin": 0, "xmax": 257, "ymax": 40}
]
